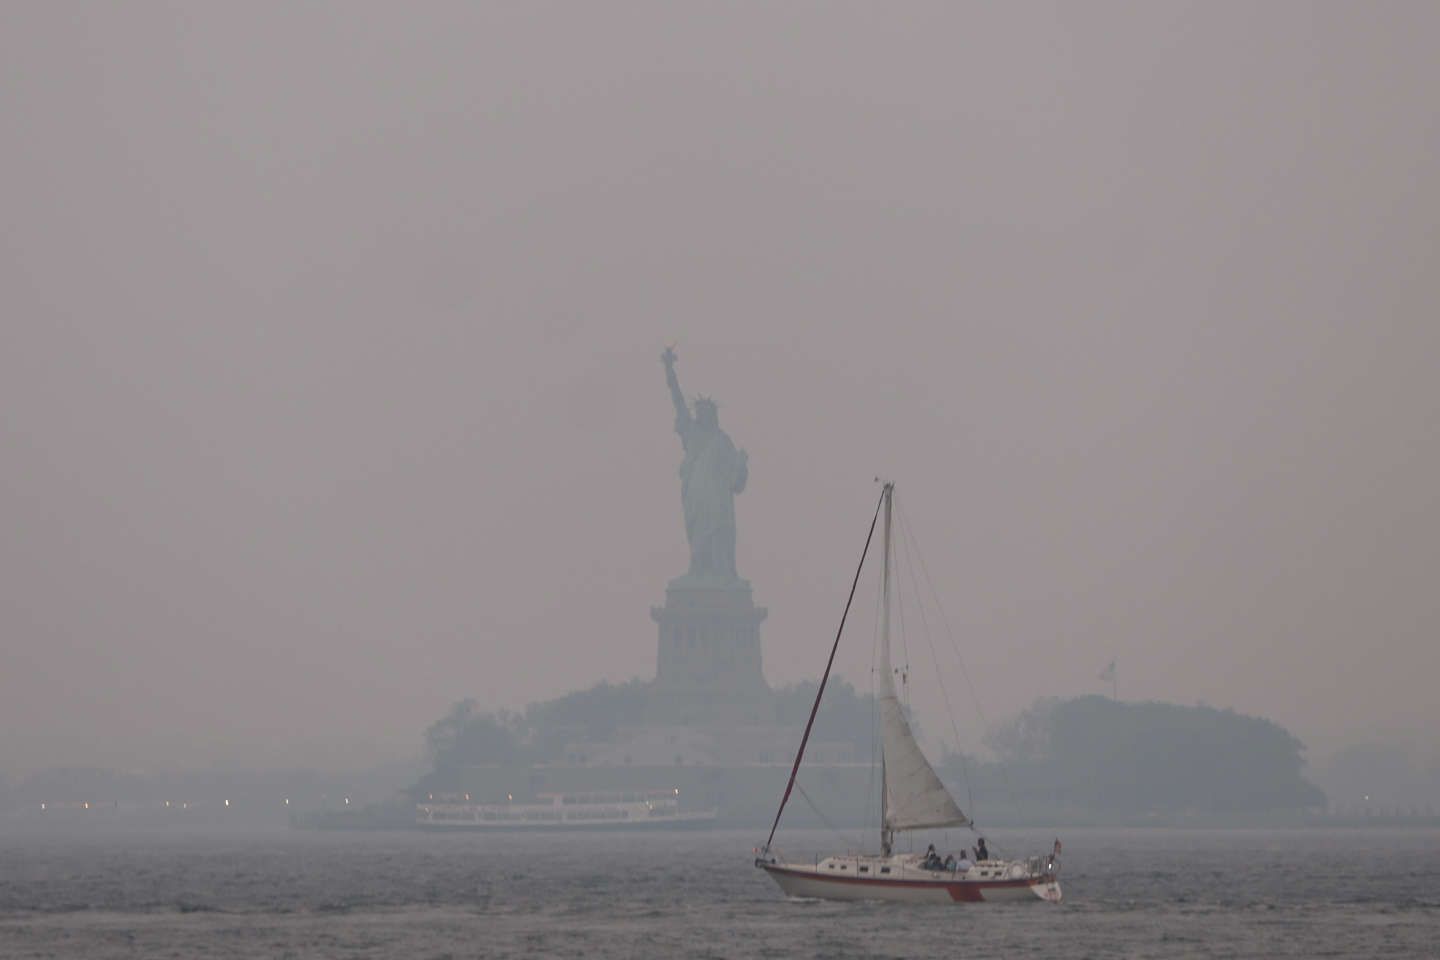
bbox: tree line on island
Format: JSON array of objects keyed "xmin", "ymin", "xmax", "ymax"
[
  {"xmin": 418, "ymin": 684, "xmax": 1324, "ymax": 817},
  {"xmin": 947, "ymin": 695, "xmax": 1325, "ymax": 817}
]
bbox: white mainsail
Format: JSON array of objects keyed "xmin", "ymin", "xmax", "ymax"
[{"xmin": 878, "ymin": 485, "xmax": 969, "ymax": 833}]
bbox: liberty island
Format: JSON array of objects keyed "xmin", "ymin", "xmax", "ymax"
[{"xmin": 328, "ymin": 347, "xmax": 1328, "ymax": 831}]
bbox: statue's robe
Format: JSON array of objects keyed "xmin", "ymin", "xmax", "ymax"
[{"xmin": 677, "ymin": 418, "xmax": 747, "ymax": 578}]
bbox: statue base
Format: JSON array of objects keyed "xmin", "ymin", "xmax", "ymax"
[{"xmin": 649, "ymin": 574, "xmax": 769, "ymax": 725}]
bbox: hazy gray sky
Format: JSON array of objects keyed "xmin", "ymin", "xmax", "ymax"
[{"xmin": 3, "ymin": 2, "xmax": 1437, "ymax": 775}]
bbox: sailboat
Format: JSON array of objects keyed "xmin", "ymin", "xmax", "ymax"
[{"xmin": 755, "ymin": 482, "xmax": 1062, "ymax": 903}]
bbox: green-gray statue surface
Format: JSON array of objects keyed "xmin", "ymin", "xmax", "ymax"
[{"xmin": 663, "ymin": 347, "xmax": 748, "ymax": 581}]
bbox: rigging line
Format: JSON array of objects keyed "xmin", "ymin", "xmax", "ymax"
[
  {"xmin": 763, "ymin": 485, "xmax": 886, "ymax": 853},
  {"xmin": 895, "ymin": 498, "xmax": 1025, "ymax": 825},
  {"xmin": 894, "ymin": 503, "xmax": 975, "ymax": 819},
  {"xmin": 793, "ymin": 780, "xmax": 866, "ymax": 850},
  {"xmin": 895, "ymin": 502, "xmax": 1012, "ymax": 832},
  {"xmin": 894, "ymin": 519, "xmax": 911, "ymax": 710}
]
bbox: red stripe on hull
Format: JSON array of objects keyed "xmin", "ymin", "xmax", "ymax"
[{"xmin": 948, "ymin": 882, "xmax": 984, "ymax": 902}]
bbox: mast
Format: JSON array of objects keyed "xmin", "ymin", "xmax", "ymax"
[{"xmin": 879, "ymin": 482, "xmax": 895, "ymax": 856}]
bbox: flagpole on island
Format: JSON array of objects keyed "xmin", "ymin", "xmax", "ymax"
[{"xmin": 1100, "ymin": 659, "xmax": 1117, "ymax": 700}]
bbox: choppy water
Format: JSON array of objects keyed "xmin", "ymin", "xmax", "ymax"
[{"xmin": 1, "ymin": 825, "xmax": 1436, "ymax": 958}]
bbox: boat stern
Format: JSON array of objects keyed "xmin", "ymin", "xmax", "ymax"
[{"xmin": 1031, "ymin": 877, "xmax": 1062, "ymax": 902}]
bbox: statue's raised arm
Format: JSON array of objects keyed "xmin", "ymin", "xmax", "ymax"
[
  {"xmin": 659, "ymin": 346, "xmax": 747, "ymax": 579},
  {"xmin": 662, "ymin": 346, "xmax": 692, "ymax": 434}
]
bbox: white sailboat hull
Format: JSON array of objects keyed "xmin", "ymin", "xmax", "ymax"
[{"xmin": 758, "ymin": 856, "xmax": 1061, "ymax": 904}]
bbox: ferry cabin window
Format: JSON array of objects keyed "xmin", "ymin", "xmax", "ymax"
[
  {"xmin": 859, "ymin": 866, "xmax": 869, "ymax": 873},
  {"xmin": 880, "ymin": 867, "xmax": 891, "ymax": 874}
]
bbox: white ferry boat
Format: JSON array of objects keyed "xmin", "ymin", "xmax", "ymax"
[{"xmin": 416, "ymin": 788, "xmax": 717, "ymax": 830}]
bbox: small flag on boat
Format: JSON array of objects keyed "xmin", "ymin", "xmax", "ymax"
[{"xmin": 1053, "ymin": 838, "xmax": 1062, "ymax": 856}]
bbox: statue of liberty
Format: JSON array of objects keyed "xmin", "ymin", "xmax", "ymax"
[{"xmin": 662, "ymin": 347, "xmax": 748, "ymax": 580}]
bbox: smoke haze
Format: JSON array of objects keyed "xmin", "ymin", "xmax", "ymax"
[{"xmin": 3, "ymin": 2, "xmax": 1437, "ymax": 776}]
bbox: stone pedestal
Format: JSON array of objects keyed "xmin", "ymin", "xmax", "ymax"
[{"xmin": 650, "ymin": 574, "xmax": 769, "ymax": 723}]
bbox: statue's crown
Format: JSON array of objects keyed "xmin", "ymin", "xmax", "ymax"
[{"xmin": 693, "ymin": 395, "xmax": 717, "ymax": 412}]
